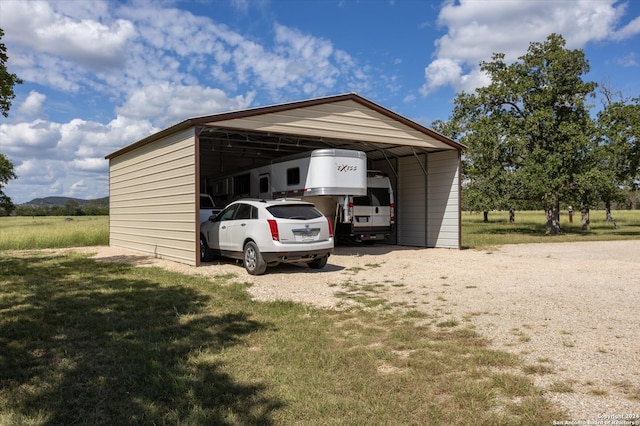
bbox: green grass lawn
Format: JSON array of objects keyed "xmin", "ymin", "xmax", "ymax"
[
  {"xmin": 462, "ymin": 209, "xmax": 640, "ymax": 248},
  {"xmin": 1, "ymin": 211, "xmax": 638, "ymax": 424},
  {"xmin": 0, "ymin": 250, "xmax": 566, "ymax": 425}
]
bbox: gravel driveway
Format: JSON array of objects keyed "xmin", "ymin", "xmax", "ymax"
[{"xmin": 82, "ymin": 240, "xmax": 640, "ymax": 421}]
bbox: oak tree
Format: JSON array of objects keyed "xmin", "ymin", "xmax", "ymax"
[
  {"xmin": 448, "ymin": 34, "xmax": 599, "ymax": 234},
  {"xmin": 0, "ymin": 27, "xmax": 22, "ymax": 213}
]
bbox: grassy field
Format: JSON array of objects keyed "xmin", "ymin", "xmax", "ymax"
[
  {"xmin": 1, "ymin": 211, "xmax": 638, "ymax": 424},
  {"xmin": 0, "ymin": 250, "xmax": 565, "ymax": 425},
  {"xmin": 462, "ymin": 209, "xmax": 640, "ymax": 248},
  {"xmin": 0, "ymin": 216, "xmax": 109, "ymax": 250}
]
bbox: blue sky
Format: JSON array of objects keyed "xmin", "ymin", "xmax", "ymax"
[{"xmin": 1, "ymin": 0, "xmax": 639, "ymax": 204}]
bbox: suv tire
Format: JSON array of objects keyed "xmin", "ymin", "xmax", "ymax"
[
  {"xmin": 308, "ymin": 256, "xmax": 328, "ymax": 269},
  {"xmin": 200, "ymin": 234, "xmax": 214, "ymax": 262},
  {"xmin": 244, "ymin": 241, "xmax": 267, "ymax": 275}
]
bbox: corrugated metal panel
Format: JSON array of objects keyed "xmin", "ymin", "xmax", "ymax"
[
  {"xmin": 397, "ymin": 155, "xmax": 427, "ymax": 246},
  {"xmin": 207, "ymin": 100, "xmax": 454, "ymax": 151},
  {"xmin": 109, "ymin": 129, "xmax": 197, "ymax": 265},
  {"xmin": 427, "ymin": 150, "xmax": 460, "ymax": 249}
]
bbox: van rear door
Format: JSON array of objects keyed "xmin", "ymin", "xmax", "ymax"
[{"xmin": 352, "ymin": 177, "xmax": 393, "ymax": 241}]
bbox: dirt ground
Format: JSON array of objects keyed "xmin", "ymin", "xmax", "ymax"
[{"xmin": 77, "ymin": 240, "xmax": 640, "ymax": 421}]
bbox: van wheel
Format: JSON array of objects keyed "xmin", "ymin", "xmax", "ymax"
[
  {"xmin": 244, "ymin": 241, "xmax": 267, "ymax": 275},
  {"xmin": 308, "ymin": 256, "xmax": 328, "ymax": 269},
  {"xmin": 200, "ymin": 234, "xmax": 213, "ymax": 262}
]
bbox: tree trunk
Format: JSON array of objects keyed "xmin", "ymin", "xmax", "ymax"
[
  {"xmin": 605, "ymin": 200, "xmax": 613, "ymax": 222},
  {"xmin": 581, "ymin": 207, "xmax": 590, "ymax": 230},
  {"xmin": 483, "ymin": 211, "xmax": 488, "ymax": 222},
  {"xmin": 545, "ymin": 199, "xmax": 561, "ymax": 235}
]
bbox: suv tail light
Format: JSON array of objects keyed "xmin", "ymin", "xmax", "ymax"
[
  {"xmin": 390, "ymin": 202, "xmax": 395, "ymax": 224},
  {"xmin": 327, "ymin": 217, "xmax": 334, "ymax": 238},
  {"xmin": 267, "ymin": 219, "xmax": 279, "ymax": 241}
]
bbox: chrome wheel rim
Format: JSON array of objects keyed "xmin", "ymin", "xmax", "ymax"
[{"xmin": 245, "ymin": 246, "xmax": 256, "ymax": 270}]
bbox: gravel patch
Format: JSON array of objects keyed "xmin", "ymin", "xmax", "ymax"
[{"xmin": 73, "ymin": 240, "xmax": 640, "ymax": 421}]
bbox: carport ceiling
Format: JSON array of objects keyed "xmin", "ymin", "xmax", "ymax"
[{"xmin": 198, "ymin": 127, "xmax": 446, "ymax": 165}]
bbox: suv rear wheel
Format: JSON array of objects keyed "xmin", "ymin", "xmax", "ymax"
[
  {"xmin": 244, "ymin": 241, "xmax": 267, "ymax": 275},
  {"xmin": 308, "ymin": 256, "xmax": 328, "ymax": 269}
]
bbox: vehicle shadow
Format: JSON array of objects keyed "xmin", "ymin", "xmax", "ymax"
[
  {"xmin": 202, "ymin": 256, "xmax": 345, "ymax": 274},
  {"xmin": 201, "ymin": 243, "xmax": 421, "ymax": 275},
  {"xmin": 0, "ymin": 253, "xmax": 283, "ymax": 424},
  {"xmin": 333, "ymin": 242, "xmax": 421, "ymax": 256}
]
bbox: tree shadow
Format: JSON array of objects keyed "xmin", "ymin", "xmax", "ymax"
[
  {"xmin": 467, "ymin": 224, "xmax": 548, "ymax": 235},
  {"xmin": 0, "ymin": 254, "xmax": 283, "ymax": 424}
]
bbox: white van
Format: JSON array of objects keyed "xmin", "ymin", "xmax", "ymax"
[{"xmin": 346, "ymin": 172, "xmax": 395, "ymax": 242}]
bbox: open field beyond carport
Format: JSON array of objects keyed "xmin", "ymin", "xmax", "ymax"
[{"xmin": 1, "ymin": 212, "xmax": 639, "ymax": 424}]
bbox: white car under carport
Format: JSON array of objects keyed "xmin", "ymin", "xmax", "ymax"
[{"xmin": 200, "ymin": 199, "xmax": 334, "ymax": 275}]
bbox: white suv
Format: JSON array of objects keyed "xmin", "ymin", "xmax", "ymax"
[{"xmin": 200, "ymin": 199, "xmax": 334, "ymax": 275}]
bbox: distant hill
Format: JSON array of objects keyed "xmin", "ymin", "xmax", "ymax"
[{"xmin": 21, "ymin": 196, "xmax": 109, "ymax": 207}]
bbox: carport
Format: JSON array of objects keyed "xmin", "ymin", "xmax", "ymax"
[{"xmin": 105, "ymin": 93, "xmax": 464, "ymax": 266}]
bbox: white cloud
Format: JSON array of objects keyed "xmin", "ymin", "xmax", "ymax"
[
  {"xmin": 14, "ymin": 160, "xmax": 60, "ymax": 185},
  {"xmin": 17, "ymin": 91, "xmax": 47, "ymax": 119},
  {"xmin": 423, "ymin": 0, "xmax": 635, "ymax": 95},
  {"xmin": 403, "ymin": 94, "xmax": 416, "ymax": 103},
  {"xmin": 420, "ymin": 58, "xmax": 462, "ymax": 96},
  {"xmin": 229, "ymin": 23, "xmax": 343, "ymax": 98},
  {"xmin": 612, "ymin": 15, "xmax": 640, "ymax": 40},
  {"xmin": 116, "ymin": 83, "xmax": 255, "ymax": 126},
  {"xmin": 1, "ymin": 1, "xmax": 135, "ymax": 71},
  {"xmin": 0, "ymin": 120, "xmax": 62, "ymax": 158},
  {"xmin": 616, "ymin": 52, "xmax": 638, "ymax": 67},
  {"xmin": 71, "ymin": 158, "xmax": 107, "ymax": 173},
  {"xmin": 272, "ymin": 24, "xmax": 339, "ymax": 94},
  {"xmin": 67, "ymin": 180, "xmax": 88, "ymax": 198},
  {"xmin": 3, "ymin": 115, "xmax": 157, "ymax": 202},
  {"xmin": 2, "ymin": 1, "xmax": 366, "ymax": 107}
]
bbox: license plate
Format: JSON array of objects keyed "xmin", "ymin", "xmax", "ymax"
[
  {"xmin": 356, "ymin": 216, "xmax": 369, "ymax": 222},
  {"xmin": 293, "ymin": 228, "xmax": 319, "ymax": 241}
]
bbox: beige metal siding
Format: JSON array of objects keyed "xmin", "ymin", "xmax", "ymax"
[
  {"xmin": 427, "ymin": 151, "xmax": 460, "ymax": 249},
  {"xmin": 208, "ymin": 99, "xmax": 454, "ymax": 150},
  {"xmin": 397, "ymin": 155, "xmax": 427, "ymax": 246},
  {"xmin": 109, "ymin": 129, "xmax": 197, "ymax": 265}
]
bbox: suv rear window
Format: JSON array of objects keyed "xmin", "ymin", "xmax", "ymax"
[{"xmin": 267, "ymin": 204, "xmax": 323, "ymax": 220}]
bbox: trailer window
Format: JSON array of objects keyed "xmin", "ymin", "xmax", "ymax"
[
  {"xmin": 286, "ymin": 167, "xmax": 300, "ymax": 186},
  {"xmin": 259, "ymin": 175, "xmax": 269, "ymax": 193},
  {"xmin": 234, "ymin": 173, "xmax": 250, "ymax": 196}
]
